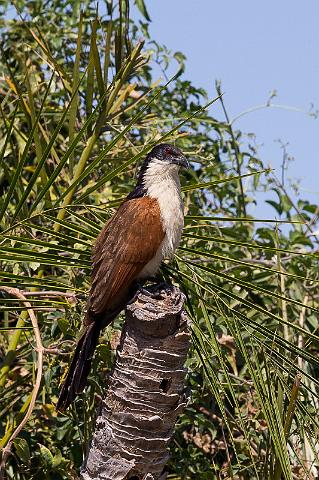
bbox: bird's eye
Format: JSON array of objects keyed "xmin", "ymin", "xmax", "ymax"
[{"xmin": 165, "ymin": 147, "xmax": 176, "ymax": 156}]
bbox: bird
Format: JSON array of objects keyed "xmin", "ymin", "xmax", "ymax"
[{"xmin": 56, "ymin": 143, "xmax": 189, "ymax": 411}]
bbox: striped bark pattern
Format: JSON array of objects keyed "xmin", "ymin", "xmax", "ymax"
[
  {"xmin": 81, "ymin": 285, "xmax": 189, "ymax": 480},
  {"xmin": 81, "ymin": 284, "xmax": 190, "ymax": 480}
]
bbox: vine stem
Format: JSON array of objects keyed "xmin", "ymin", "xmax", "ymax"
[
  {"xmin": 216, "ymin": 82, "xmax": 247, "ymax": 217},
  {"xmin": 0, "ymin": 286, "xmax": 44, "ymax": 479}
]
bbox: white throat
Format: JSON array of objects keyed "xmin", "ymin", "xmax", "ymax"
[
  {"xmin": 137, "ymin": 158, "xmax": 184, "ymax": 278},
  {"xmin": 143, "ymin": 159, "xmax": 182, "ymax": 199}
]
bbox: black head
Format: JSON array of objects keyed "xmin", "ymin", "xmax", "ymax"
[
  {"xmin": 127, "ymin": 144, "xmax": 188, "ymax": 200},
  {"xmin": 147, "ymin": 143, "xmax": 189, "ymax": 169}
]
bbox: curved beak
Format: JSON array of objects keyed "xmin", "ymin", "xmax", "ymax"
[{"xmin": 173, "ymin": 155, "xmax": 190, "ymax": 169}]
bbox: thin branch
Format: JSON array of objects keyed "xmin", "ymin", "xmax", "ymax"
[
  {"xmin": 21, "ymin": 290, "xmax": 79, "ymax": 299},
  {"xmin": 276, "ymin": 234, "xmax": 289, "ymax": 342},
  {"xmin": 183, "ymin": 257, "xmax": 274, "ymax": 267},
  {"xmin": 216, "ymin": 81, "xmax": 247, "ymax": 217},
  {"xmin": 0, "ymin": 286, "xmax": 44, "ymax": 479},
  {"xmin": 41, "ymin": 347, "xmax": 70, "ymax": 355},
  {"xmin": 231, "ymin": 102, "xmax": 317, "ymax": 126},
  {"xmin": 221, "ymin": 258, "xmax": 276, "ymax": 273},
  {"xmin": 298, "ymin": 295, "xmax": 308, "ymax": 371},
  {"xmin": 273, "ymin": 173, "xmax": 319, "ymax": 241}
]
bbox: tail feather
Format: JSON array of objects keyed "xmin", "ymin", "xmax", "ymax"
[{"xmin": 56, "ymin": 323, "xmax": 101, "ymax": 411}]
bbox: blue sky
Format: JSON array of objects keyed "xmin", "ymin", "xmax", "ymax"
[{"xmin": 133, "ymin": 1, "xmax": 319, "ymax": 217}]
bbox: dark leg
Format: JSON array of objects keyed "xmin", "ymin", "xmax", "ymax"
[
  {"xmin": 128, "ymin": 280, "xmax": 152, "ymax": 302},
  {"xmin": 128, "ymin": 277, "xmax": 171, "ymax": 304}
]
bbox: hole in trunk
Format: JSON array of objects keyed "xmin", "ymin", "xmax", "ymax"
[
  {"xmin": 159, "ymin": 377, "xmax": 172, "ymax": 393},
  {"xmin": 128, "ymin": 476, "xmax": 140, "ymax": 480}
]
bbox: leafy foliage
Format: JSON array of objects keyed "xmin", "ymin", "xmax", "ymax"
[{"xmin": 0, "ymin": 1, "xmax": 318, "ymax": 479}]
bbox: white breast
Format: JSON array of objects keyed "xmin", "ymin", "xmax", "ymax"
[{"xmin": 137, "ymin": 159, "xmax": 184, "ymax": 278}]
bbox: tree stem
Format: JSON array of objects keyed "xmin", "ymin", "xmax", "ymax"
[{"xmin": 81, "ymin": 284, "xmax": 190, "ymax": 480}]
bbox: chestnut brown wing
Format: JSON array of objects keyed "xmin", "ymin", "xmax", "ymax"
[{"xmin": 88, "ymin": 197, "xmax": 165, "ymax": 316}]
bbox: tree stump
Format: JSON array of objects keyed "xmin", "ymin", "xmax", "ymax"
[{"xmin": 80, "ymin": 284, "xmax": 190, "ymax": 480}]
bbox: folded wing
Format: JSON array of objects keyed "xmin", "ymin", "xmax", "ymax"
[{"xmin": 87, "ymin": 196, "xmax": 165, "ymax": 321}]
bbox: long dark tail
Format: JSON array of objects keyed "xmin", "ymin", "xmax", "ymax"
[{"xmin": 56, "ymin": 322, "xmax": 101, "ymax": 411}]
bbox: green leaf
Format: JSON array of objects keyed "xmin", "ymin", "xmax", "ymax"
[
  {"xmin": 135, "ymin": 0, "xmax": 151, "ymax": 21},
  {"xmin": 13, "ymin": 438, "xmax": 30, "ymax": 464},
  {"xmin": 0, "ymin": 74, "xmax": 54, "ymax": 223},
  {"xmin": 57, "ymin": 318, "xmax": 69, "ymax": 335},
  {"xmin": 38, "ymin": 443, "xmax": 55, "ymax": 468}
]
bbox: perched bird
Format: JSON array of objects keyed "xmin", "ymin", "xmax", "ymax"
[{"xmin": 57, "ymin": 143, "xmax": 189, "ymax": 411}]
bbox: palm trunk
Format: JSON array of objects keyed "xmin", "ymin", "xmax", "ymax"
[{"xmin": 81, "ymin": 284, "xmax": 190, "ymax": 480}]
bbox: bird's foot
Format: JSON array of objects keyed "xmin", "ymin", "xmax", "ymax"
[
  {"xmin": 128, "ymin": 281, "xmax": 151, "ymax": 304},
  {"xmin": 128, "ymin": 278, "xmax": 168, "ymax": 303},
  {"xmin": 136, "ymin": 282, "xmax": 155, "ymax": 297}
]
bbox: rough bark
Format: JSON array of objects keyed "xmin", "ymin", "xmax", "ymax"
[{"xmin": 81, "ymin": 284, "xmax": 190, "ymax": 480}]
